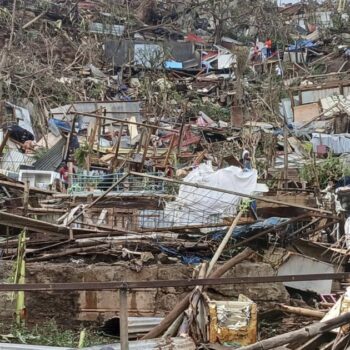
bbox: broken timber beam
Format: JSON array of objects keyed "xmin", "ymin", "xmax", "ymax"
[
  {"xmin": 235, "ymin": 311, "xmax": 350, "ymax": 350},
  {"xmin": 0, "ymin": 179, "xmax": 55, "ymax": 195},
  {"xmin": 278, "ymin": 304, "xmax": 326, "ymax": 319},
  {"xmin": 142, "ymin": 247, "xmax": 255, "ymax": 340}
]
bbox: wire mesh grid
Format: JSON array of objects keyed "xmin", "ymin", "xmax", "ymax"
[
  {"xmin": 138, "ymin": 184, "xmax": 241, "ymax": 229},
  {"xmin": 0, "ymin": 149, "xmax": 35, "ymax": 172},
  {"xmin": 70, "ymin": 172, "xmax": 243, "ymax": 230},
  {"xmin": 69, "ymin": 172, "xmax": 166, "ymax": 194}
]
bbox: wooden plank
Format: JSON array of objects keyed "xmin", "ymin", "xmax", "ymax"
[
  {"xmin": 293, "ymin": 103, "xmax": 320, "ymax": 123},
  {"xmin": 0, "ymin": 131, "xmax": 9, "ymax": 155},
  {"xmin": 119, "ymin": 288, "xmax": 129, "ymax": 350},
  {"xmin": 0, "ymin": 179, "xmax": 55, "ymax": 195}
]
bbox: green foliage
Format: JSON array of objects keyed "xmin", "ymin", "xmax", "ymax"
[
  {"xmin": 33, "ymin": 147, "xmax": 49, "ymax": 161},
  {"xmin": 84, "ymin": 80, "xmax": 107, "ymax": 100},
  {"xmin": 300, "ymin": 155, "xmax": 349, "ymax": 188},
  {"xmin": 0, "ymin": 320, "xmax": 110, "ymax": 347},
  {"xmin": 74, "ymin": 142, "xmax": 92, "ymax": 168},
  {"xmin": 239, "ymin": 199, "xmax": 252, "ymax": 213},
  {"xmin": 192, "ymin": 100, "xmax": 230, "ymax": 122}
]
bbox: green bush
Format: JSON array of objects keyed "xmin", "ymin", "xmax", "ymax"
[
  {"xmin": 0, "ymin": 319, "xmax": 111, "ymax": 347},
  {"xmin": 300, "ymin": 155, "xmax": 349, "ymax": 189}
]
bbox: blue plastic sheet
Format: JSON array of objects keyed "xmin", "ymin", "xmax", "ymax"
[
  {"xmin": 288, "ymin": 40, "xmax": 317, "ymax": 52},
  {"xmin": 211, "ymin": 217, "xmax": 289, "ymax": 241},
  {"xmin": 158, "ymin": 245, "xmax": 202, "ymax": 265},
  {"xmin": 164, "ymin": 60, "xmax": 183, "ymax": 69},
  {"xmin": 50, "ymin": 118, "xmax": 71, "ymax": 132},
  {"xmin": 234, "ymin": 217, "xmax": 288, "ymax": 238}
]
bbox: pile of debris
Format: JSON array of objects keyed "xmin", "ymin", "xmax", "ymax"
[{"xmin": 1, "ymin": 0, "xmax": 350, "ymax": 349}]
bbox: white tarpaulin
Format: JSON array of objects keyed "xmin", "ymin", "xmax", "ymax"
[{"xmin": 164, "ymin": 163, "xmax": 259, "ymax": 226}]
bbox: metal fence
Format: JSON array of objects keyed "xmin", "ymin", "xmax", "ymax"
[{"xmin": 69, "ymin": 172, "xmax": 166, "ymax": 194}]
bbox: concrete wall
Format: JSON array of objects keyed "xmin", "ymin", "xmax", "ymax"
[{"xmin": 0, "ymin": 260, "xmax": 289, "ymax": 328}]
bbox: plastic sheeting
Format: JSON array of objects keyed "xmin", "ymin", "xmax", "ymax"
[
  {"xmin": 288, "ymin": 39, "xmax": 317, "ymax": 52},
  {"xmin": 164, "ymin": 163, "xmax": 258, "ymax": 226},
  {"xmin": 232, "ymin": 217, "xmax": 288, "ymax": 239},
  {"xmin": 345, "ymin": 217, "xmax": 350, "ymax": 249},
  {"xmin": 210, "ymin": 217, "xmax": 288, "ymax": 241},
  {"xmin": 6, "ymin": 102, "xmax": 34, "ymax": 137}
]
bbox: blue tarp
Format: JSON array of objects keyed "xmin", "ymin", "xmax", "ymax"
[
  {"xmin": 210, "ymin": 217, "xmax": 289, "ymax": 241},
  {"xmin": 232, "ymin": 217, "xmax": 288, "ymax": 238},
  {"xmin": 164, "ymin": 60, "xmax": 183, "ymax": 69},
  {"xmin": 288, "ymin": 40, "xmax": 317, "ymax": 52},
  {"xmin": 50, "ymin": 118, "xmax": 71, "ymax": 133},
  {"xmin": 158, "ymin": 245, "xmax": 201, "ymax": 265}
]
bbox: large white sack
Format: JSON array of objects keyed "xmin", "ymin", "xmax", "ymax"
[{"xmin": 164, "ymin": 163, "xmax": 258, "ymax": 226}]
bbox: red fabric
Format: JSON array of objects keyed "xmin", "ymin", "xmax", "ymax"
[
  {"xmin": 59, "ymin": 167, "xmax": 69, "ymax": 182},
  {"xmin": 186, "ymin": 33, "xmax": 206, "ymax": 44},
  {"xmin": 265, "ymin": 39, "xmax": 272, "ymax": 49}
]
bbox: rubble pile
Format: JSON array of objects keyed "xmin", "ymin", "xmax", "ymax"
[{"xmin": 1, "ymin": 0, "xmax": 350, "ymax": 349}]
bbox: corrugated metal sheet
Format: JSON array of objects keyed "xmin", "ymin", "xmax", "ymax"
[
  {"xmin": 277, "ymin": 252, "xmax": 336, "ymax": 294},
  {"xmin": 50, "ymin": 101, "xmax": 142, "ymax": 123},
  {"xmin": 320, "ymin": 95, "xmax": 350, "ymax": 117},
  {"xmin": 315, "ymin": 11, "xmax": 333, "ymax": 27},
  {"xmin": 84, "ymin": 337, "xmax": 196, "ymax": 350},
  {"xmin": 105, "ymin": 40, "xmax": 198, "ymax": 68},
  {"xmin": 280, "ymin": 98, "xmax": 294, "ymax": 123},
  {"xmin": 0, "ymin": 344, "xmax": 72, "ymax": 350},
  {"xmin": 167, "ymin": 41, "xmax": 195, "ymax": 62},
  {"xmin": 0, "ymin": 149, "xmax": 35, "ymax": 172},
  {"xmin": 102, "ymin": 316, "xmax": 163, "ymax": 338},
  {"xmin": 312, "ymin": 133, "xmax": 350, "ymax": 155},
  {"xmin": 134, "ymin": 43, "xmax": 163, "ymax": 68},
  {"xmin": 105, "ymin": 39, "xmax": 164, "ymax": 68},
  {"xmin": 301, "ymin": 88, "xmax": 340, "ymax": 104},
  {"xmin": 6, "ymin": 102, "xmax": 34, "ymax": 136},
  {"xmin": 89, "ymin": 22, "xmax": 125, "ymax": 36},
  {"xmin": 105, "ymin": 39, "xmax": 130, "ymax": 67},
  {"xmin": 127, "ymin": 317, "xmax": 163, "ymax": 335},
  {"xmin": 33, "ymin": 137, "xmax": 65, "ymax": 171}
]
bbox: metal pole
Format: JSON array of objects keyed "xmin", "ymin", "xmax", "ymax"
[
  {"xmin": 119, "ymin": 288, "xmax": 129, "ymax": 350},
  {"xmin": 128, "ymin": 171, "xmax": 332, "ymax": 214},
  {"xmin": 0, "ymin": 273, "xmax": 350, "ymax": 291}
]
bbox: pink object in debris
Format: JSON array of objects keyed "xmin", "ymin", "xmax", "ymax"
[
  {"xmin": 321, "ymin": 294, "xmax": 338, "ymax": 304},
  {"xmin": 197, "ymin": 116, "xmax": 207, "ymax": 127},
  {"xmin": 186, "ymin": 33, "xmax": 206, "ymax": 44}
]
